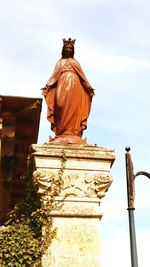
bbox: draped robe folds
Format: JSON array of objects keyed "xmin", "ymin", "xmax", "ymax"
[{"xmin": 44, "ymin": 58, "xmax": 94, "ymax": 144}]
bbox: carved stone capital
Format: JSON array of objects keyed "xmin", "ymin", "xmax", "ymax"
[{"xmin": 33, "ymin": 169, "xmax": 113, "ymax": 199}]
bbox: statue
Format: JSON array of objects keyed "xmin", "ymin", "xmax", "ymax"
[{"xmin": 41, "ymin": 38, "xmax": 94, "ymax": 144}]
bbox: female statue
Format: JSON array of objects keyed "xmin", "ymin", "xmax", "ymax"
[{"xmin": 42, "ymin": 38, "xmax": 94, "ymax": 144}]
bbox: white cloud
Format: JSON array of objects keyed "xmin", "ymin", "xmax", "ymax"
[
  {"xmin": 137, "ymin": 232, "xmax": 150, "ymax": 267},
  {"xmin": 79, "ymin": 45, "xmax": 150, "ymax": 72},
  {"xmin": 101, "ymin": 229, "xmax": 131, "ymax": 267},
  {"xmin": 101, "ymin": 228, "xmax": 150, "ymax": 267}
]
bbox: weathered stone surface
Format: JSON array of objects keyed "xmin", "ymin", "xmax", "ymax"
[
  {"xmin": 30, "ymin": 143, "xmax": 115, "ymax": 162},
  {"xmin": 30, "ymin": 143, "xmax": 115, "ymax": 267},
  {"xmin": 42, "ymin": 217, "xmax": 101, "ymax": 267}
]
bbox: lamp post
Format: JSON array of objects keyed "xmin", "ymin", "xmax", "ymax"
[{"xmin": 125, "ymin": 147, "xmax": 150, "ymax": 267}]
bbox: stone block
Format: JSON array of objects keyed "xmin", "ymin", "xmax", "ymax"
[{"xmin": 29, "ymin": 143, "xmax": 115, "ymax": 267}]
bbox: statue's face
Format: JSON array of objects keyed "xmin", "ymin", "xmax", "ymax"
[{"xmin": 64, "ymin": 44, "xmax": 73, "ymax": 57}]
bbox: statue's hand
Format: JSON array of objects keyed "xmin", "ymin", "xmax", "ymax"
[
  {"xmin": 40, "ymin": 86, "xmax": 49, "ymax": 97},
  {"xmin": 88, "ymin": 87, "xmax": 95, "ymax": 97}
]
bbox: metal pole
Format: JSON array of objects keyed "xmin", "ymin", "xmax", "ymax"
[
  {"xmin": 125, "ymin": 147, "xmax": 150, "ymax": 267},
  {"xmin": 127, "ymin": 208, "xmax": 138, "ymax": 267},
  {"xmin": 125, "ymin": 147, "xmax": 138, "ymax": 267}
]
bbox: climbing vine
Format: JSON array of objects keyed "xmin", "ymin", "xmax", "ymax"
[{"xmin": 0, "ymin": 150, "xmax": 67, "ymax": 267}]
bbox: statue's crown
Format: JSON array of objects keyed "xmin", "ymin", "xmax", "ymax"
[{"xmin": 63, "ymin": 38, "xmax": 76, "ymax": 46}]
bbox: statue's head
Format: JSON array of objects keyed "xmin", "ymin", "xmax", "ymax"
[{"xmin": 61, "ymin": 38, "xmax": 76, "ymax": 58}]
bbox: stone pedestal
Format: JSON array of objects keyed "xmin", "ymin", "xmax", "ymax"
[{"xmin": 30, "ymin": 143, "xmax": 115, "ymax": 267}]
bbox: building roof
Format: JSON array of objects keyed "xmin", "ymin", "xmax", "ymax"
[{"xmin": 0, "ymin": 95, "xmax": 42, "ymax": 223}]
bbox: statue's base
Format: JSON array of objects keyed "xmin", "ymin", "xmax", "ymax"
[
  {"xmin": 49, "ymin": 134, "xmax": 87, "ymax": 144},
  {"xmin": 30, "ymin": 143, "xmax": 115, "ymax": 267}
]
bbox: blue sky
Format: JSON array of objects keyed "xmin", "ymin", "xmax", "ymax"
[{"xmin": 1, "ymin": 1, "xmax": 150, "ymax": 266}]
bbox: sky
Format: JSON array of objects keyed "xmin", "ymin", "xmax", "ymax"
[{"xmin": 0, "ymin": 0, "xmax": 150, "ymax": 266}]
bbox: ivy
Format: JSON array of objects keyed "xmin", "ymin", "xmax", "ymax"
[
  {"xmin": 0, "ymin": 176, "xmax": 55, "ymax": 266},
  {"xmin": 0, "ymin": 150, "xmax": 67, "ymax": 267}
]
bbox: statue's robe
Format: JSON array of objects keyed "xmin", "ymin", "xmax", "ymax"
[{"xmin": 45, "ymin": 58, "xmax": 94, "ymax": 138}]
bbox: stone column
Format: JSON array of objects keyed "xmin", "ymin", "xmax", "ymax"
[{"xmin": 30, "ymin": 143, "xmax": 115, "ymax": 267}]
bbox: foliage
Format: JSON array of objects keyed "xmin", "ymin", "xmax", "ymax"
[{"xmin": 0, "ymin": 151, "xmax": 66, "ymax": 267}]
